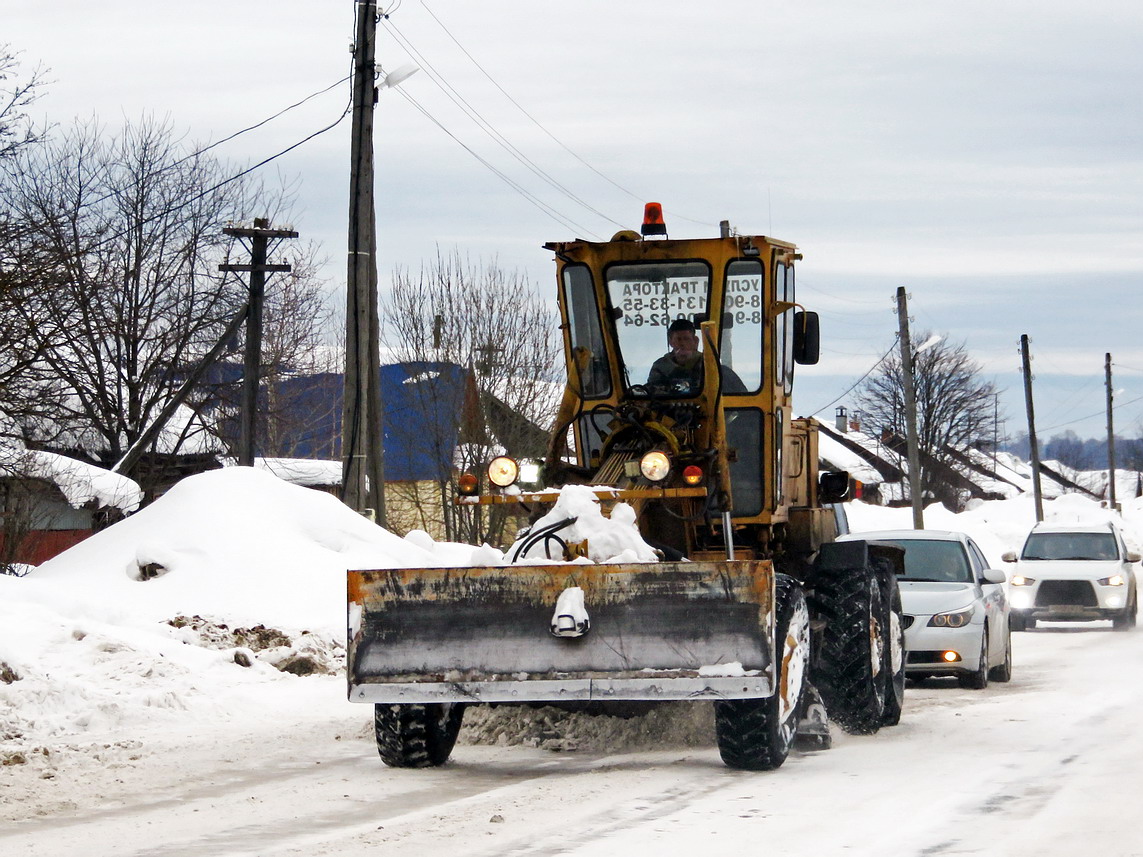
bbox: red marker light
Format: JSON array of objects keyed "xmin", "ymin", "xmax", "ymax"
[
  {"xmin": 641, "ymin": 202, "xmax": 667, "ymax": 237},
  {"xmin": 683, "ymin": 465, "xmax": 703, "ymax": 485},
  {"xmin": 457, "ymin": 473, "xmax": 479, "ymax": 495}
]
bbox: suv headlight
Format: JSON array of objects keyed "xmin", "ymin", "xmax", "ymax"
[
  {"xmin": 928, "ymin": 607, "xmax": 975, "ymax": 628},
  {"xmin": 1098, "ymin": 574, "xmax": 1126, "ymax": 586},
  {"xmin": 1010, "ymin": 575, "xmax": 1035, "ymax": 586}
]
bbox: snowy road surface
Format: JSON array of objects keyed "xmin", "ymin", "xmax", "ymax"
[{"xmin": 3, "ymin": 622, "xmax": 1141, "ymax": 857}]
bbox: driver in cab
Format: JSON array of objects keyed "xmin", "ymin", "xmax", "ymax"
[{"xmin": 647, "ymin": 318, "xmax": 702, "ymax": 389}]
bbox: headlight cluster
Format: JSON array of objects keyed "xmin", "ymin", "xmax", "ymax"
[
  {"xmin": 928, "ymin": 607, "xmax": 974, "ymax": 628},
  {"xmin": 636, "ymin": 451, "xmax": 704, "ymax": 485},
  {"xmin": 457, "ymin": 457, "xmax": 543, "ymax": 495},
  {"xmin": 1099, "ymin": 574, "xmax": 1126, "ymax": 586},
  {"xmin": 1010, "ymin": 575, "xmax": 1035, "ymax": 586}
]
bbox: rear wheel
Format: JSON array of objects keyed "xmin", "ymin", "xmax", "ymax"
[
  {"xmin": 812, "ymin": 569, "xmax": 888, "ymax": 734},
  {"xmin": 958, "ymin": 629, "xmax": 990, "ymax": 690},
  {"xmin": 374, "ymin": 703, "xmax": 466, "ymax": 768},
  {"xmin": 715, "ymin": 574, "xmax": 809, "ymax": 770},
  {"xmin": 879, "ymin": 577, "xmax": 906, "ymax": 727}
]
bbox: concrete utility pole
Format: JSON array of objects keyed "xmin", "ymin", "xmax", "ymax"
[
  {"xmin": 342, "ymin": 0, "xmax": 387, "ymax": 523},
  {"xmin": 1106, "ymin": 352, "xmax": 1118, "ymax": 511},
  {"xmin": 220, "ymin": 218, "xmax": 298, "ymax": 466},
  {"xmin": 896, "ymin": 287, "xmax": 924, "ymax": 529},
  {"xmin": 1020, "ymin": 334, "xmax": 1044, "ymax": 522}
]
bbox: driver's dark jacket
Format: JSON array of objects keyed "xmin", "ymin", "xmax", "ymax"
[{"xmin": 647, "ymin": 352, "xmax": 702, "ymax": 387}]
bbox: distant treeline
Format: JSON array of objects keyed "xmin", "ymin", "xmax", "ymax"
[{"xmin": 1003, "ymin": 431, "xmax": 1143, "ymax": 472}]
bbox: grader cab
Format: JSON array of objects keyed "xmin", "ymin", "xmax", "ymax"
[{"xmin": 348, "ymin": 206, "xmax": 905, "ymax": 771}]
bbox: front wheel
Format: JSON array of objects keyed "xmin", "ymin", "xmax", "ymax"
[
  {"xmin": 1112, "ymin": 588, "xmax": 1137, "ymax": 631},
  {"xmin": 958, "ymin": 629, "xmax": 990, "ymax": 690},
  {"xmin": 374, "ymin": 703, "xmax": 466, "ymax": 768},
  {"xmin": 715, "ymin": 574, "xmax": 809, "ymax": 771}
]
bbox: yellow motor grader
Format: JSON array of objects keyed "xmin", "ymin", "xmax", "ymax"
[{"xmin": 347, "ymin": 205, "xmax": 905, "ymax": 771}]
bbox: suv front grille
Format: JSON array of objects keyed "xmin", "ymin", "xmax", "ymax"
[{"xmin": 1035, "ymin": 579, "xmax": 1098, "ymax": 607}]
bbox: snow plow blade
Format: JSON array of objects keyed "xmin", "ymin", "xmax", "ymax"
[{"xmin": 348, "ymin": 560, "xmax": 776, "ymax": 704}]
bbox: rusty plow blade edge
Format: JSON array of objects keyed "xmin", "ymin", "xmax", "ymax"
[{"xmin": 347, "ymin": 560, "xmax": 776, "ymax": 704}]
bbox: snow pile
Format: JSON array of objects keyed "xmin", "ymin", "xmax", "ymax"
[
  {"xmin": 461, "ymin": 702, "xmax": 716, "ymax": 752},
  {"xmin": 0, "ymin": 467, "xmax": 661, "ymax": 753},
  {"xmin": 513, "ymin": 484, "xmax": 659, "ymax": 563}
]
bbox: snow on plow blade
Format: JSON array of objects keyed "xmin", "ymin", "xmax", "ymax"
[{"xmin": 348, "ymin": 560, "xmax": 776, "ymax": 704}]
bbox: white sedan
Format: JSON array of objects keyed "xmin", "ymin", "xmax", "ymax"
[{"xmin": 837, "ymin": 529, "xmax": 1012, "ymax": 689}]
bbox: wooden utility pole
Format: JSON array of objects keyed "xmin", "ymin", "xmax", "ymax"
[
  {"xmin": 220, "ymin": 218, "xmax": 297, "ymax": 466},
  {"xmin": 896, "ymin": 287, "xmax": 924, "ymax": 529},
  {"xmin": 342, "ymin": 0, "xmax": 387, "ymax": 523},
  {"xmin": 1106, "ymin": 352, "xmax": 1118, "ymax": 510},
  {"xmin": 1020, "ymin": 334, "xmax": 1044, "ymax": 522}
]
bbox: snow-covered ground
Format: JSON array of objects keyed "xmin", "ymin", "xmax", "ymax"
[{"xmin": 2, "ymin": 466, "xmax": 1142, "ymax": 856}]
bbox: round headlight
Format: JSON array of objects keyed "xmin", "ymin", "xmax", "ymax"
[
  {"xmin": 487, "ymin": 456, "xmax": 519, "ymax": 488},
  {"xmin": 640, "ymin": 451, "xmax": 671, "ymax": 482}
]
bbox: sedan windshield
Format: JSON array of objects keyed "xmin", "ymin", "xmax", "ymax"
[
  {"xmin": 1021, "ymin": 532, "xmax": 1119, "ymax": 561},
  {"xmin": 885, "ymin": 540, "xmax": 972, "ymax": 583}
]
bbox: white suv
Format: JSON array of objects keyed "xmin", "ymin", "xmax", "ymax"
[{"xmin": 1002, "ymin": 522, "xmax": 1139, "ymax": 631}]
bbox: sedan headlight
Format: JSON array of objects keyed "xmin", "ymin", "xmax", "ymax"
[
  {"xmin": 1098, "ymin": 574, "xmax": 1126, "ymax": 586},
  {"xmin": 487, "ymin": 456, "xmax": 519, "ymax": 488},
  {"xmin": 640, "ymin": 450, "xmax": 671, "ymax": 482},
  {"xmin": 928, "ymin": 607, "xmax": 975, "ymax": 628}
]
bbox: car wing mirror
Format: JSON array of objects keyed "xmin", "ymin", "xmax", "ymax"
[
  {"xmin": 1001, "ymin": 550, "xmax": 1017, "ymax": 562},
  {"xmin": 1126, "ymin": 551, "xmax": 1141, "ymax": 563},
  {"xmin": 982, "ymin": 567, "xmax": 1006, "ymax": 585}
]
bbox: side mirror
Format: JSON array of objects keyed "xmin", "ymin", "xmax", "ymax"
[
  {"xmin": 1127, "ymin": 551, "xmax": 1141, "ymax": 563},
  {"xmin": 982, "ymin": 567, "xmax": 1006, "ymax": 585},
  {"xmin": 793, "ymin": 311, "xmax": 819, "ymax": 365},
  {"xmin": 819, "ymin": 470, "xmax": 850, "ymax": 504},
  {"xmin": 1001, "ymin": 550, "xmax": 1018, "ymax": 563}
]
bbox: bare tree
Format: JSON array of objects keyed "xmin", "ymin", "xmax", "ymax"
[
  {"xmin": 0, "ymin": 47, "xmax": 55, "ymax": 443},
  {"xmin": 856, "ymin": 332, "xmax": 999, "ymax": 508},
  {"xmin": 0, "ymin": 46, "xmax": 46, "ymax": 163},
  {"xmin": 0, "ymin": 116, "xmax": 303, "ymax": 495},
  {"xmin": 382, "ymin": 249, "xmax": 560, "ymax": 543}
]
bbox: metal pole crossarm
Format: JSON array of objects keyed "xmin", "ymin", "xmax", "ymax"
[
  {"xmin": 219, "ymin": 264, "xmax": 293, "ymax": 273},
  {"xmin": 222, "ymin": 226, "xmax": 300, "ymax": 239}
]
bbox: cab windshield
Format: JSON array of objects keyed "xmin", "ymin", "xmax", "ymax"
[
  {"xmin": 606, "ymin": 261, "xmax": 711, "ymax": 395},
  {"xmin": 1021, "ymin": 532, "xmax": 1119, "ymax": 561}
]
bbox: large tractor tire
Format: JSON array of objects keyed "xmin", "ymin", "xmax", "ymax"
[
  {"xmin": 810, "ymin": 543, "xmax": 890, "ymax": 735},
  {"xmin": 715, "ymin": 574, "xmax": 810, "ymax": 771},
  {"xmin": 374, "ymin": 702, "xmax": 466, "ymax": 768},
  {"xmin": 879, "ymin": 572, "xmax": 906, "ymax": 727}
]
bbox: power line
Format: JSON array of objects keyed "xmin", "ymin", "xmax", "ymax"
[
  {"xmin": 805, "ymin": 335, "xmax": 900, "ymax": 416},
  {"xmin": 393, "ymin": 87, "xmax": 599, "ymax": 238},
  {"xmin": 418, "ymin": 0, "xmax": 707, "ymax": 226},
  {"xmin": 382, "ymin": 17, "xmax": 624, "ymax": 234},
  {"xmin": 2, "ymin": 76, "xmax": 353, "ymax": 250}
]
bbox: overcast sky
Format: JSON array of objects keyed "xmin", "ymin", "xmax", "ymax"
[{"xmin": 7, "ymin": 0, "xmax": 1143, "ymax": 442}]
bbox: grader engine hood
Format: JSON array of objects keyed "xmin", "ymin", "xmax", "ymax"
[{"xmin": 348, "ymin": 560, "xmax": 776, "ymax": 704}]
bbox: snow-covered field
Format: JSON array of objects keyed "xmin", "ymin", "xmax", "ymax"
[{"xmin": 2, "ymin": 466, "xmax": 1142, "ymax": 856}]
